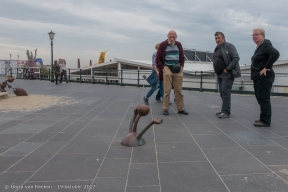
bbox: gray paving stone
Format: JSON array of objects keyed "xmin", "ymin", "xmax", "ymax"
[
  {"xmin": 31, "ymin": 141, "xmax": 67, "ymax": 155},
  {"xmin": 154, "ymin": 127, "xmax": 194, "ymax": 143},
  {"xmin": 221, "ymin": 173, "xmax": 288, "ymax": 191},
  {"xmin": 158, "ymin": 162, "xmax": 228, "ymax": 192},
  {"xmin": 156, "ymin": 142, "xmax": 206, "ymax": 162},
  {"xmin": 131, "ymin": 144, "xmax": 156, "ymax": 164},
  {"xmin": 0, "ymin": 133, "xmax": 34, "ymax": 148},
  {"xmin": 0, "ymin": 156, "xmax": 24, "ymax": 173},
  {"xmin": 58, "ymin": 136, "xmax": 113, "ymax": 154},
  {"xmin": 269, "ymin": 137, "xmax": 288, "ymax": 149},
  {"xmin": 6, "ymin": 153, "xmax": 54, "ymax": 172},
  {"xmin": 90, "ymin": 177, "xmax": 126, "ymax": 192},
  {"xmin": 25, "ymin": 132, "xmax": 56, "ymax": 142},
  {"xmin": 106, "ymin": 146, "xmax": 132, "ymax": 159},
  {"xmin": 184, "ymin": 123, "xmax": 223, "ymax": 135},
  {"xmin": 126, "ymin": 186, "xmax": 160, "ymax": 192},
  {"xmin": 30, "ymin": 154, "xmax": 101, "ymax": 181},
  {"xmin": 0, "ymin": 123, "xmax": 53, "ymax": 134},
  {"xmin": 0, "ymin": 172, "xmax": 35, "ymax": 192},
  {"xmin": 193, "ymin": 134, "xmax": 239, "ymax": 148},
  {"xmin": 225, "ymin": 131, "xmax": 279, "ymax": 146},
  {"xmin": 268, "ymin": 166, "xmax": 288, "ymax": 183},
  {"xmin": 244, "ymin": 146, "xmax": 288, "ymax": 165},
  {"xmin": 127, "ymin": 164, "xmax": 159, "ymax": 187},
  {"xmin": 0, "ymin": 120, "xmax": 24, "ymax": 129},
  {"xmin": 2, "ymin": 142, "xmax": 43, "ymax": 157},
  {"xmin": 97, "ymin": 158, "xmax": 130, "ymax": 178},
  {"xmin": 203, "ymin": 147, "xmax": 271, "ymax": 175}
]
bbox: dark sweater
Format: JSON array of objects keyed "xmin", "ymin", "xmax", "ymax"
[
  {"xmin": 251, "ymin": 39, "xmax": 280, "ymax": 80},
  {"xmin": 213, "ymin": 46, "xmax": 226, "ymax": 75},
  {"xmin": 156, "ymin": 40, "xmax": 185, "ymax": 81}
]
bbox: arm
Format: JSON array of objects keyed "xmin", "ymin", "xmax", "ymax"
[
  {"xmin": 152, "ymin": 52, "xmax": 159, "ymax": 75},
  {"xmin": 225, "ymin": 43, "xmax": 240, "ymax": 71},
  {"xmin": 176, "ymin": 41, "xmax": 185, "ymax": 68},
  {"xmin": 260, "ymin": 43, "xmax": 280, "ymax": 76},
  {"xmin": 156, "ymin": 43, "xmax": 164, "ymax": 71}
]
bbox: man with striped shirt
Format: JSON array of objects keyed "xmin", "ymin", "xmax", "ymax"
[{"xmin": 156, "ymin": 30, "xmax": 189, "ymax": 116}]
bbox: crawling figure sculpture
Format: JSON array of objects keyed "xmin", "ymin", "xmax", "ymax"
[
  {"xmin": 121, "ymin": 104, "xmax": 163, "ymax": 147},
  {"xmin": 0, "ymin": 77, "xmax": 14, "ymax": 92}
]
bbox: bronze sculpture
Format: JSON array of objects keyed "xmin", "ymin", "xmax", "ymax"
[
  {"xmin": 0, "ymin": 77, "xmax": 28, "ymax": 96},
  {"xmin": 13, "ymin": 88, "xmax": 28, "ymax": 96},
  {"xmin": 0, "ymin": 77, "xmax": 14, "ymax": 92},
  {"xmin": 121, "ymin": 105, "xmax": 163, "ymax": 147}
]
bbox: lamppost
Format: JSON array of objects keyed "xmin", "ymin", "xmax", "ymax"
[
  {"xmin": 9, "ymin": 54, "xmax": 12, "ymax": 77},
  {"xmin": 48, "ymin": 31, "xmax": 55, "ymax": 82}
]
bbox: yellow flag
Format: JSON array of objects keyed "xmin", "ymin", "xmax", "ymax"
[{"xmin": 98, "ymin": 51, "xmax": 107, "ymax": 64}]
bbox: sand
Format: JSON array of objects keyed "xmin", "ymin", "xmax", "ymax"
[{"xmin": 0, "ymin": 94, "xmax": 77, "ymax": 113}]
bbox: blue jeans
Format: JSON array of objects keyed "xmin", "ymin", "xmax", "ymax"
[
  {"xmin": 146, "ymin": 81, "xmax": 159, "ymax": 98},
  {"xmin": 156, "ymin": 81, "xmax": 163, "ymax": 100}
]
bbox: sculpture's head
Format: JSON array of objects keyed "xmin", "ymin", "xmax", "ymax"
[
  {"xmin": 7, "ymin": 77, "xmax": 14, "ymax": 83},
  {"xmin": 137, "ymin": 105, "xmax": 150, "ymax": 116}
]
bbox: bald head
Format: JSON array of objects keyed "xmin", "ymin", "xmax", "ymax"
[
  {"xmin": 168, "ymin": 30, "xmax": 177, "ymax": 36},
  {"xmin": 167, "ymin": 30, "xmax": 177, "ymax": 45}
]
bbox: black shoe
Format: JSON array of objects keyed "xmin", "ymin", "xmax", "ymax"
[
  {"xmin": 143, "ymin": 97, "xmax": 149, "ymax": 105},
  {"xmin": 254, "ymin": 121, "xmax": 270, "ymax": 127},
  {"xmin": 215, "ymin": 111, "xmax": 221, "ymax": 116},
  {"xmin": 217, "ymin": 113, "xmax": 229, "ymax": 118},
  {"xmin": 163, "ymin": 110, "xmax": 169, "ymax": 115},
  {"xmin": 55, "ymin": 82, "xmax": 58, "ymax": 85},
  {"xmin": 178, "ymin": 109, "xmax": 189, "ymax": 115}
]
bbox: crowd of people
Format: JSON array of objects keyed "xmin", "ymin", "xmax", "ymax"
[{"xmin": 143, "ymin": 28, "xmax": 279, "ymax": 127}]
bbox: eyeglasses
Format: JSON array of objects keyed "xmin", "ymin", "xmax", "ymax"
[{"xmin": 251, "ymin": 34, "xmax": 261, "ymax": 36}]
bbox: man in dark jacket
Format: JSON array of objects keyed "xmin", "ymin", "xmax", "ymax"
[
  {"xmin": 251, "ymin": 28, "xmax": 279, "ymax": 127},
  {"xmin": 213, "ymin": 32, "xmax": 241, "ymax": 118},
  {"xmin": 156, "ymin": 30, "xmax": 188, "ymax": 116}
]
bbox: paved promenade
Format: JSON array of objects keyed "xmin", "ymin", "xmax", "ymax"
[{"xmin": 0, "ymin": 78, "xmax": 288, "ymax": 192}]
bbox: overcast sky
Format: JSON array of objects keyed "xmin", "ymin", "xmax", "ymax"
[{"xmin": 0, "ymin": 0, "xmax": 287, "ymax": 68}]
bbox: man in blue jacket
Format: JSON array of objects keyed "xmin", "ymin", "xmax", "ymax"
[{"xmin": 213, "ymin": 32, "xmax": 241, "ymax": 118}]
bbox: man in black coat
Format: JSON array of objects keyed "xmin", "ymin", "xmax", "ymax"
[{"xmin": 213, "ymin": 32, "xmax": 241, "ymax": 118}]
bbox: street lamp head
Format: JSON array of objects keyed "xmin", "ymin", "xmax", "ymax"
[{"xmin": 48, "ymin": 31, "xmax": 55, "ymax": 40}]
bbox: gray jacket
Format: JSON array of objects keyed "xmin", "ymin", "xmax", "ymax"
[{"xmin": 216, "ymin": 42, "xmax": 241, "ymax": 78}]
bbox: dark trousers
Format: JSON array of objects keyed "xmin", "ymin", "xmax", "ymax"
[
  {"xmin": 55, "ymin": 75, "xmax": 59, "ymax": 83},
  {"xmin": 218, "ymin": 73, "xmax": 234, "ymax": 115},
  {"xmin": 60, "ymin": 70, "xmax": 68, "ymax": 83},
  {"xmin": 155, "ymin": 81, "xmax": 163, "ymax": 100},
  {"xmin": 253, "ymin": 76, "xmax": 274, "ymax": 125}
]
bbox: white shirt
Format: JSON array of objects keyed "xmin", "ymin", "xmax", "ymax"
[{"xmin": 59, "ymin": 62, "xmax": 66, "ymax": 71}]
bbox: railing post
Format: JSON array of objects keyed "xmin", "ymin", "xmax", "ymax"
[
  {"xmin": 80, "ymin": 69, "xmax": 82, "ymax": 83},
  {"xmin": 137, "ymin": 70, "xmax": 140, "ymax": 87},
  {"xmin": 16, "ymin": 68, "xmax": 19, "ymax": 79},
  {"xmin": 10, "ymin": 68, "xmax": 12, "ymax": 77},
  {"xmin": 92, "ymin": 68, "xmax": 94, "ymax": 84},
  {"xmin": 40, "ymin": 68, "xmax": 42, "ymax": 80},
  {"xmin": 121, "ymin": 69, "xmax": 123, "ymax": 86},
  {"xmin": 49, "ymin": 68, "xmax": 51, "ymax": 81},
  {"xmin": 199, "ymin": 71, "xmax": 203, "ymax": 92},
  {"xmin": 106, "ymin": 69, "xmax": 108, "ymax": 85},
  {"xmin": 68, "ymin": 69, "xmax": 70, "ymax": 82}
]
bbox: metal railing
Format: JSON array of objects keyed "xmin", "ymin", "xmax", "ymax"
[{"xmin": 12, "ymin": 68, "xmax": 288, "ymax": 97}]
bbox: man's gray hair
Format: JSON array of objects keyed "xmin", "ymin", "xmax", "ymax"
[
  {"xmin": 214, "ymin": 31, "xmax": 225, "ymax": 39},
  {"xmin": 253, "ymin": 28, "xmax": 265, "ymax": 38}
]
